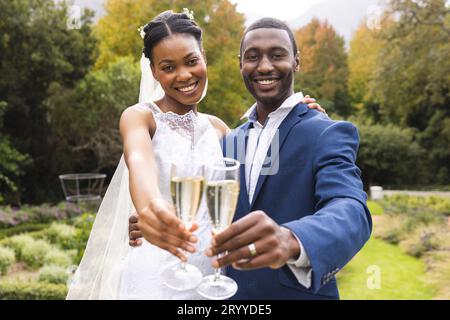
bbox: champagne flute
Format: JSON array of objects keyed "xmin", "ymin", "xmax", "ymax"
[
  {"xmin": 197, "ymin": 158, "xmax": 240, "ymax": 300},
  {"xmin": 162, "ymin": 158, "xmax": 205, "ymax": 291}
]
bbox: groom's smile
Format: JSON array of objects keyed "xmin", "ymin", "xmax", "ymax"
[{"xmin": 240, "ymin": 28, "xmax": 299, "ymax": 109}]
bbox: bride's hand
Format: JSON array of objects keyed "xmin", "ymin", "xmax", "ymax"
[
  {"xmin": 302, "ymin": 95, "xmax": 328, "ymax": 115},
  {"xmin": 134, "ymin": 198, "xmax": 199, "ymax": 261}
]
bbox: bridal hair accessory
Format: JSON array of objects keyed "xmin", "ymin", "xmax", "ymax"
[
  {"xmin": 182, "ymin": 8, "xmax": 194, "ymax": 20},
  {"xmin": 138, "ymin": 25, "xmax": 146, "ymax": 39}
]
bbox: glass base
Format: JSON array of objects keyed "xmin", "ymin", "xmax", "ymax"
[
  {"xmin": 162, "ymin": 263, "xmax": 203, "ymax": 291},
  {"xmin": 196, "ymin": 274, "xmax": 238, "ymax": 300}
]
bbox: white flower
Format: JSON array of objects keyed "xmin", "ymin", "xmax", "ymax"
[
  {"xmin": 182, "ymin": 8, "xmax": 194, "ymax": 20},
  {"xmin": 138, "ymin": 25, "xmax": 146, "ymax": 39}
]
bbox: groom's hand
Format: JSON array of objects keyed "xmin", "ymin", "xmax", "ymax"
[
  {"xmin": 136, "ymin": 198, "xmax": 199, "ymax": 262},
  {"xmin": 129, "ymin": 213, "xmax": 143, "ymax": 247},
  {"xmin": 205, "ymin": 211, "xmax": 300, "ymax": 270}
]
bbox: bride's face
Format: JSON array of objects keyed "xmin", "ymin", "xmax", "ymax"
[{"xmin": 150, "ymin": 34, "xmax": 207, "ymax": 107}]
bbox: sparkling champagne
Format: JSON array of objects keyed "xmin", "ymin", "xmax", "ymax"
[
  {"xmin": 206, "ymin": 180, "xmax": 240, "ymax": 234},
  {"xmin": 170, "ymin": 176, "xmax": 204, "ymax": 226}
]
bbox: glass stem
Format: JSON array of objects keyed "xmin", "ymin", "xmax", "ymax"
[
  {"xmin": 214, "ymin": 252, "xmax": 224, "ymax": 282},
  {"xmin": 181, "ymin": 250, "xmax": 187, "ymax": 270},
  {"xmin": 213, "ymin": 265, "xmax": 221, "ymax": 282}
]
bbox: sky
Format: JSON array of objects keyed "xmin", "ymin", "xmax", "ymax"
[{"xmin": 229, "ymin": 0, "xmax": 326, "ymax": 22}]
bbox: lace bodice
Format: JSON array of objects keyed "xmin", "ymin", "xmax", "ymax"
[{"xmin": 119, "ymin": 102, "xmax": 223, "ymax": 300}]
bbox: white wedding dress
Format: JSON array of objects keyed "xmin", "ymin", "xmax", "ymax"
[
  {"xmin": 119, "ymin": 102, "xmax": 222, "ymax": 299},
  {"xmin": 67, "ymin": 101, "xmax": 223, "ymax": 300}
]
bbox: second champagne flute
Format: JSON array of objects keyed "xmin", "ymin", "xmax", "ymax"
[
  {"xmin": 161, "ymin": 159, "xmax": 204, "ymax": 291},
  {"xmin": 197, "ymin": 158, "xmax": 240, "ymax": 300}
]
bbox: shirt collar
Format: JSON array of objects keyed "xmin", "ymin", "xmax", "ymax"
[{"xmin": 240, "ymin": 92, "xmax": 304, "ymax": 121}]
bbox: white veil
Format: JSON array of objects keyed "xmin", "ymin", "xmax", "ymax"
[{"xmin": 66, "ymin": 54, "xmax": 208, "ymax": 300}]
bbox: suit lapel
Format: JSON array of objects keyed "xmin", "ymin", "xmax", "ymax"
[{"xmin": 249, "ymin": 103, "xmax": 309, "ymax": 209}]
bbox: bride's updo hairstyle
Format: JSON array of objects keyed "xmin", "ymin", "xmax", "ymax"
[{"xmin": 142, "ymin": 10, "xmax": 203, "ymax": 63}]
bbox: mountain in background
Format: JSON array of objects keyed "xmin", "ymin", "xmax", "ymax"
[{"xmin": 288, "ymin": 0, "xmax": 386, "ymax": 43}]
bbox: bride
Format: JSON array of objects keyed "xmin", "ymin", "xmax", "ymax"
[{"xmin": 66, "ymin": 9, "xmax": 323, "ymax": 300}]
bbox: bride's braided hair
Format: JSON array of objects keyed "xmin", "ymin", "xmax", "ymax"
[{"xmin": 142, "ymin": 10, "xmax": 203, "ymax": 63}]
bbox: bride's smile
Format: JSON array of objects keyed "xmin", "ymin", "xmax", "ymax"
[{"xmin": 150, "ymin": 33, "xmax": 207, "ymax": 112}]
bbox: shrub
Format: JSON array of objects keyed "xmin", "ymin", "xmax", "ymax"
[
  {"xmin": 20, "ymin": 239, "xmax": 52, "ymax": 269},
  {"xmin": 44, "ymin": 249, "xmax": 75, "ymax": 268},
  {"xmin": 72, "ymin": 213, "xmax": 95, "ymax": 264},
  {"xmin": 0, "ymin": 280, "xmax": 67, "ymax": 300},
  {"xmin": 0, "ymin": 246, "xmax": 15, "ymax": 275},
  {"xmin": 0, "ymin": 223, "xmax": 50, "ymax": 240},
  {"xmin": 0, "ymin": 234, "xmax": 35, "ymax": 260},
  {"xmin": 0, "ymin": 202, "xmax": 82, "ymax": 229},
  {"xmin": 399, "ymin": 225, "xmax": 448, "ymax": 258},
  {"xmin": 43, "ymin": 223, "xmax": 77, "ymax": 249},
  {"xmin": 38, "ymin": 265, "xmax": 69, "ymax": 285},
  {"xmin": 372, "ymin": 215, "xmax": 408, "ymax": 244}
]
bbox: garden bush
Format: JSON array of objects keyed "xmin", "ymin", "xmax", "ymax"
[
  {"xmin": 42, "ymin": 223, "xmax": 78, "ymax": 249},
  {"xmin": 0, "ymin": 234, "xmax": 35, "ymax": 260},
  {"xmin": 399, "ymin": 225, "xmax": 448, "ymax": 258},
  {"xmin": 0, "ymin": 202, "xmax": 82, "ymax": 229},
  {"xmin": 38, "ymin": 265, "xmax": 69, "ymax": 285},
  {"xmin": 20, "ymin": 239, "xmax": 53, "ymax": 269},
  {"xmin": 0, "ymin": 280, "xmax": 67, "ymax": 300},
  {"xmin": 0, "ymin": 246, "xmax": 15, "ymax": 275},
  {"xmin": 44, "ymin": 248, "xmax": 75, "ymax": 268}
]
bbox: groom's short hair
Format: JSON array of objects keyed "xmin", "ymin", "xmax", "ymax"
[{"xmin": 239, "ymin": 17, "xmax": 298, "ymax": 57}]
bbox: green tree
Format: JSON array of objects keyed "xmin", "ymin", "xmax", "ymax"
[
  {"xmin": 294, "ymin": 18, "xmax": 351, "ymax": 117},
  {"xmin": 0, "ymin": 0, "xmax": 98, "ymax": 203},
  {"xmin": 45, "ymin": 57, "xmax": 140, "ymax": 179},
  {"xmin": 371, "ymin": 0, "xmax": 450, "ymax": 184},
  {"xmin": 348, "ymin": 21, "xmax": 384, "ymax": 120},
  {"xmin": 94, "ymin": 0, "xmax": 249, "ymax": 125},
  {"xmin": 356, "ymin": 122, "xmax": 426, "ymax": 188},
  {"xmin": 0, "ymin": 101, "xmax": 30, "ymax": 204}
]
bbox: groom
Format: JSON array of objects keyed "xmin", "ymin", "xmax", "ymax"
[
  {"xmin": 130, "ymin": 18, "xmax": 372, "ymax": 300},
  {"xmin": 203, "ymin": 18, "xmax": 371, "ymax": 300}
]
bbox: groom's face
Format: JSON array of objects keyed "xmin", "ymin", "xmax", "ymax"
[{"xmin": 240, "ymin": 28, "xmax": 299, "ymax": 107}]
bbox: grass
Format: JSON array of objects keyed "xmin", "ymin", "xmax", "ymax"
[
  {"xmin": 337, "ymin": 237, "xmax": 437, "ymax": 300},
  {"xmin": 367, "ymin": 200, "xmax": 384, "ymax": 216}
]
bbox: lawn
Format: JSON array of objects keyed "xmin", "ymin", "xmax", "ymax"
[{"xmin": 337, "ymin": 237, "xmax": 437, "ymax": 300}]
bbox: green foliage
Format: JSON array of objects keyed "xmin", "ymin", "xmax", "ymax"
[
  {"xmin": 294, "ymin": 19, "xmax": 351, "ymax": 117},
  {"xmin": 44, "ymin": 249, "xmax": 75, "ymax": 268},
  {"xmin": 41, "ymin": 223, "xmax": 77, "ymax": 249},
  {"xmin": 369, "ymin": 0, "xmax": 450, "ymax": 184},
  {"xmin": 0, "ymin": 223, "xmax": 50, "ymax": 240},
  {"xmin": 71, "ymin": 213, "xmax": 95, "ymax": 264},
  {"xmin": 0, "ymin": 280, "xmax": 67, "ymax": 300},
  {"xmin": 1, "ymin": 234, "xmax": 35, "ymax": 260},
  {"xmin": 0, "ymin": 101, "xmax": 30, "ymax": 204},
  {"xmin": 0, "ymin": 246, "xmax": 15, "ymax": 275},
  {"xmin": 20, "ymin": 239, "xmax": 53, "ymax": 269},
  {"xmin": 367, "ymin": 201, "xmax": 384, "ymax": 216},
  {"xmin": 356, "ymin": 122, "xmax": 426, "ymax": 187},
  {"xmin": 38, "ymin": 265, "xmax": 70, "ymax": 285},
  {"xmin": 45, "ymin": 56, "xmax": 140, "ymax": 174},
  {"xmin": 0, "ymin": 0, "xmax": 97, "ymax": 204}
]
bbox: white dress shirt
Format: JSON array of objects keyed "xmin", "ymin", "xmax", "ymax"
[{"xmin": 241, "ymin": 92, "xmax": 313, "ymax": 288}]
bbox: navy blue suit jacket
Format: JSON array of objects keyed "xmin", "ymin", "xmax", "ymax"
[{"xmin": 222, "ymin": 103, "xmax": 372, "ymax": 300}]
